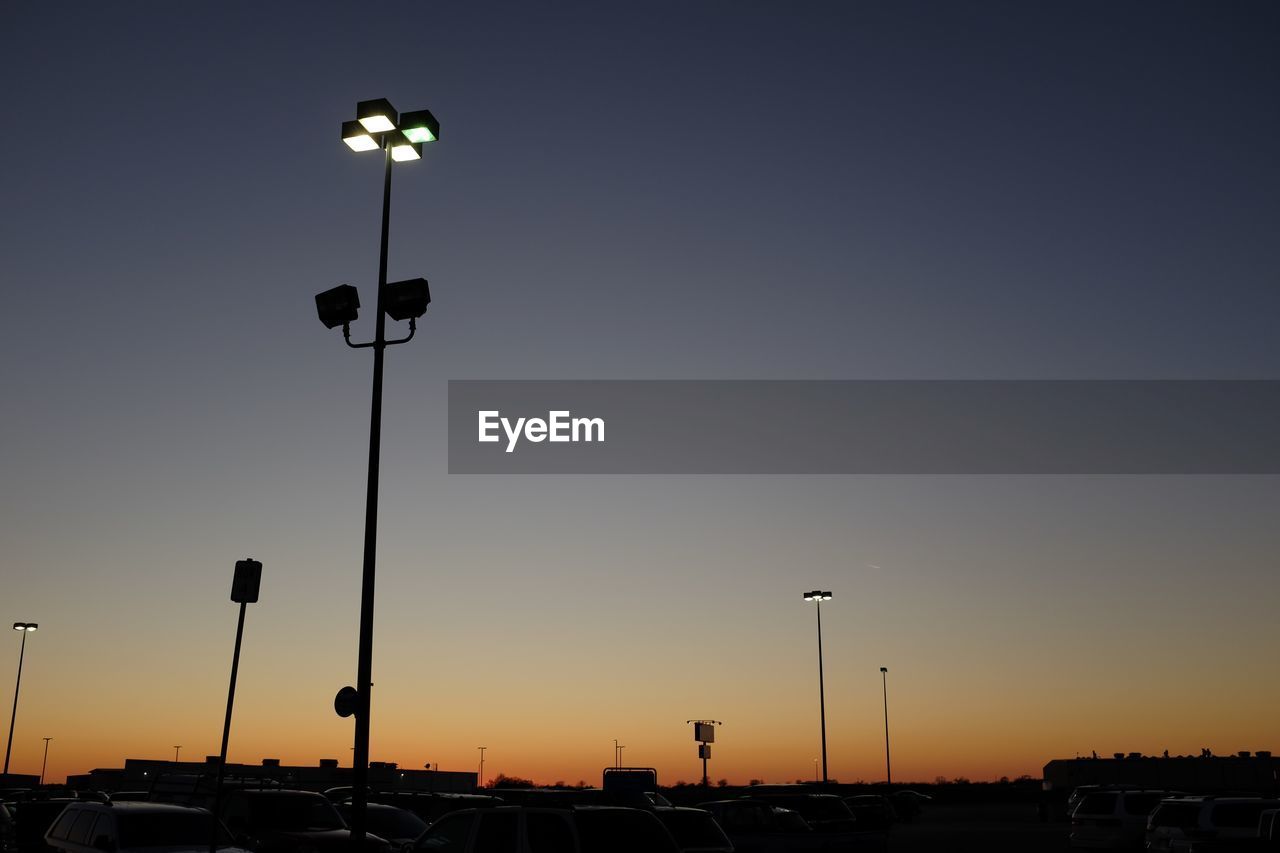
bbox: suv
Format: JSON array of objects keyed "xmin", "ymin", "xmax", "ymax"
[
  {"xmin": 414, "ymin": 805, "xmax": 679, "ymax": 853},
  {"xmin": 44, "ymin": 801, "xmax": 247, "ymax": 853},
  {"xmin": 218, "ymin": 789, "xmax": 390, "ymax": 853},
  {"xmin": 1147, "ymin": 797, "xmax": 1280, "ymax": 852},
  {"xmin": 1069, "ymin": 789, "xmax": 1178, "ymax": 849}
]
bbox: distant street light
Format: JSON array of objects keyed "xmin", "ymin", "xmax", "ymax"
[
  {"xmin": 880, "ymin": 667, "xmax": 892, "ymax": 787},
  {"xmin": 174, "ymin": 746, "xmax": 182, "ymax": 763},
  {"xmin": 4, "ymin": 622, "xmax": 38, "ymax": 775},
  {"xmin": 477, "ymin": 747, "xmax": 486, "ymax": 789},
  {"xmin": 802, "ymin": 591, "xmax": 832, "ymax": 783},
  {"xmin": 41, "ymin": 737, "xmax": 52, "ymax": 786},
  {"xmin": 613, "ymin": 739, "xmax": 622, "ymax": 768},
  {"xmin": 210, "ymin": 559, "xmax": 263, "ymax": 853},
  {"xmin": 319, "ymin": 96, "xmax": 438, "ymax": 851}
]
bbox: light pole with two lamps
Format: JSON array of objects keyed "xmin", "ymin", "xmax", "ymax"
[
  {"xmin": 801, "ymin": 591, "xmax": 831, "ymax": 784},
  {"xmin": 316, "ymin": 98, "xmax": 439, "ymax": 848},
  {"xmin": 4, "ymin": 622, "xmax": 38, "ymax": 775}
]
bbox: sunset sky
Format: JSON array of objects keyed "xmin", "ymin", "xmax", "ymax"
[{"xmin": 3, "ymin": 1, "xmax": 1279, "ymax": 787}]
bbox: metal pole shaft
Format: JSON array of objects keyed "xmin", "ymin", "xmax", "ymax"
[
  {"xmin": 816, "ymin": 601, "xmax": 828, "ymax": 784},
  {"xmin": 41, "ymin": 738, "xmax": 51, "ymax": 785},
  {"xmin": 3, "ymin": 631, "xmax": 27, "ymax": 775},
  {"xmin": 351, "ymin": 143, "xmax": 394, "ymax": 849},
  {"xmin": 702, "ymin": 755, "xmax": 708, "ymax": 787},
  {"xmin": 211, "ymin": 601, "xmax": 248, "ymax": 853},
  {"xmin": 882, "ymin": 670, "xmax": 891, "ymax": 787}
]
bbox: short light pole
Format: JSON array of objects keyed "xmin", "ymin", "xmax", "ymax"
[
  {"xmin": 4, "ymin": 622, "xmax": 38, "ymax": 775},
  {"xmin": 210, "ymin": 559, "xmax": 263, "ymax": 853},
  {"xmin": 174, "ymin": 746, "xmax": 182, "ymax": 763},
  {"xmin": 477, "ymin": 747, "xmax": 486, "ymax": 789},
  {"xmin": 802, "ymin": 591, "xmax": 832, "ymax": 784},
  {"xmin": 318, "ymin": 98, "xmax": 439, "ymax": 852},
  {"xmin": 880, "ymin": 666, "xmax": 892, "ymax": 787},
  {"xmin": 40, "ymin": 737, "xmax": 52, "ymax": 785},
  {"xmin": 613, "ymin": 740, "xmax": 622, "ymax": 768}
]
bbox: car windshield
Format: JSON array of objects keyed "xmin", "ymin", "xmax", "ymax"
[
  {"xmin": 1077, "ymin": 793, "xmax": 1118, "ymax": 815},
  {"xmin": 1151, "ymin": 802, "xmax": 1201, "ymax": 829},
  {"xmin": 363, "ymin": 808, "xmax": 427, "ymax": 839},
  {"xmin": 656, "ymin": 812, "xmax": 729, "ymax": 848},
  {"xmin": 117, "ymin": 813, "xmax": 234, "ymax": 847},
  {"xmin": 247, "ymin": 796, "xmax": 345, "ymax": 831}
]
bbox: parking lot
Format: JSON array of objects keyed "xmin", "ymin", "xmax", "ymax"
[{"xmin": 888, "ymin": 803, "xmax": 1068, "ymax": 853}]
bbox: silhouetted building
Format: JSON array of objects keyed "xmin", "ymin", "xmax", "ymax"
[
  {"xmin": 67, "ymin": 757, "xmax": 475, "ymax": 794},
  {"xmin": 1044, "ymin": 751, "xmax": 1279, "ymax": 794}
]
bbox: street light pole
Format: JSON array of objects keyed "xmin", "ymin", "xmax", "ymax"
[
  {"xmin": 211, "ymin": 559, "xmax": 262, "ymax": 853},
  {"xmin": 40, "ymin": 737, "xmax": 52, "ymax": 785},
  {"xmin": 880, "ymin": 667, "xmax": 892, "ymax": 787},
  {"xmin": 319, "ymin": 99, "xmax": 438, "ymax": 851},
  {"xmin": 477, "ymin": 747, "xmax": 486, "ymax": 789},
  {"xmin": 174, "ymin": 746, "xmax": 182, "ymax": 763},
  {"xmin": 4, "ymin": 623, "xmax": 38, "ymax": 775},
  {"xmin": 802, "ymin": 592, "xmax": 832, "ymax": 784}
]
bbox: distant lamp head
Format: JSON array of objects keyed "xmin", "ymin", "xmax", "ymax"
[
  {"xmin": 342, "ymin": 120, "xmax": 380, "ymax": 153},
  {"xmin": 802, "ymin": 590, "xmax": 832, "ymax": 602},
  {"xmin": 315, "ymin": 284, "xmax": 361, "ymax": 329},
  {"xmin": 389, "ymin": 131, "xmax": 422, "ymax": 162},
  {"xmin": 383, "ymin": 277, "xmax": 431, "ymax": 321},
  {"xmin": 356, "ymin": 98, "xmax": 397, "ymax": 133},
  {"xmin": 399, "ymin": 109, "xmax": 440, "ymax": 144},
  {"xmin": 13, "ymin": 623, "xmax": 37, "ymax": 632}
]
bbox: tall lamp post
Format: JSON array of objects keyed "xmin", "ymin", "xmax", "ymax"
[
  {"xmin": 801, "ymin": 591, "xmax": 831, "ymax": 784},
  {"xmin": 317, "ymin": 98, "xmax": 439, "ymax": 849},
  {"xmin": 210, "ymin": 559, "xmax": 263, "ymax": 853},
  {"xmin": 477, "ymin": 747, "xmax": 486, "ymax": 789},
  {"xmin": 880, "ymin": 667, "xmax": 892, "ymax": 787},
  {"xmin": 4, "ymin": 622, "xmax": 38, "ymax": 775},
  {"xmin": 40, "ymin": 737, "xmax": 52, "ymax": 785}
]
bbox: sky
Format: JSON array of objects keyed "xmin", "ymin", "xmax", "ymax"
[{"xmin": 2, "ymin": 0, "xmax": 1279, "ymax": 787}]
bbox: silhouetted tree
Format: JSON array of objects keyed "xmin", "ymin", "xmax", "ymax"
[{"xmin": 490, "ymin": 773, "xmax": 534, "ymax": 788}]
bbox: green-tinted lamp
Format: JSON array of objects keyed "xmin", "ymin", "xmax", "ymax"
[
  {"xmin": 389, "ymin": 131, "xmax": 422, "ymax": 162},
  {"xmin": 356, "ymin": 98, "xmax": 398, "ymax": 133},
  {"xmin": 399, "ymin": 109, "xmax": 440, "ymax": 144},
  {"xmin": 383, "ymin": 278, "xmax": 431, "ymax": 321},
  {"xmin": 342, "ymin": 120, "xmax": 380, "ymax": 153}
]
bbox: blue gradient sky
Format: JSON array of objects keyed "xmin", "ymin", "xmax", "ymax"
[{"xmin": 2, "ymin": 1, "xmax": 1279, "ymax": 785}]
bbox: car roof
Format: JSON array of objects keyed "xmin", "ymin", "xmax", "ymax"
[{"xmin": 64, "ymin": 802, "xmax": 210, "ymax": 813}]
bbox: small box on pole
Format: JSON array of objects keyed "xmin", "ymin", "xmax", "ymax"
[
  {"xmin": 231, "ymin": 559, "xmax": 262, "ymax": 603},
  {"xmin": 695, "ymin": 722, "xmax": 715, "ymax": 743},
  {"xmin": 698, "ymin": 744, "xmax": 711, "ymax": 759}
]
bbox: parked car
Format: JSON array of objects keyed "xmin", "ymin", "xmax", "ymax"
[
  {"xmin": 336, "ymin": 803, "xmax": 426, "ymax": 851},
  {"xmin": 10, "ymin": 799, "xmax": 76, "ymax": 853},
  {"xmin": 734, "ymin": 795, "xmax": 856, "ymax": 834},
  {"xmin": 349, "ymin": 793, "xmax": 502, "ymax": 826},
  {"xmin": 842, "ymin": 795, "xmax": 896, "ymax": 831},
  {"xmin": 414, "ymin": 805, "xmax": 680, "ymax": 853},
  {"xmin": 650, "ymin": 807, "xmax": 732, "ymax": 853},
  {"xmin": 1069, "ymin": 788, "xmax": 1177, "ymax": 849},
  {"xmin": 218, "ymin": 789, "xmax": 391, "ymax": 853},
  {"xmin": 1147, "ymin": 797, "xmax": 1280, "ymax": 852},
  {"xmin": 697, "ymin": 799, "xmax": 829, "ymax": 853},
  {"xmin": 43, "ymin": 801, "xmax": 248, "ymax": 853}
]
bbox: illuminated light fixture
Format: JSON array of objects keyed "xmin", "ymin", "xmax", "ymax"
[
  {"xmin": 389, "ymin": 132, "xmax": 421, "ymax": 162},
  {"xmin": 399, "ymin": 109, "xmax": 440, "ymax": 144},
  {"xmin": 315, "ymin": 284, "xmax": 361, "ymax": 329},
  {"xmin": 356, "ymin": 98, "xmax": 397, "ymax": 133},
  {"xmin": 802, "ymin": 590, "xmax": 832, "ymax": 602},
  {"xmin": 342, "ymin": 120, "xmax": 379, "ymax": 153},
  {"xmin": 383, "ymin": 277, "xmax": 431, "ymax": 321},
  {"xmin": 13, "ymin": 623, "xmax": 37, "ymax": 632}
]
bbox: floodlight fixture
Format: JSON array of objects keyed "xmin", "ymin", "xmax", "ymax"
[
  {"xmin": 383, "ymin": 278, "xmax": 431, "ymax": 321},
  {"xmin": 315, "ymin": 284, "xmax": 361, "ymax": 329},
  {"xmin": 399, "ymin": 109, "xmax": 440, "ymax": 144},
  {"xmin": 802, "ymin": 591, "xmax": 832, "ymax": 602},
  {"xmin": 389, "ymin": 132, "xmax": 422, "ymax": 162},
  {"xmin": 13, "ymin": 623, "xmax": 37, "ymax": 632},
  {"xmin": 342, "ymin": 120, "xmax": 380, "ymax": 153},
  {"xmin": 356, "ymin": 98, "xmax": 397, "ymax": 133}
]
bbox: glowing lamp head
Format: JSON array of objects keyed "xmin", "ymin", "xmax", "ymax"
[
  {"xmin": 342, "ymin": 120, "xmax": 379, "ymax": 152},
  {"xmin": 13, "ymin": 622, "xmax": 37, "ymax": 632},
  {"xmin": 399, "ymin": 109, "xmax": 440, "ymax": 144},
  {"xmin": 356, "ymin": 98, "xmax": 397, "ymax": 133},
  {"xmin": 389, "ymin": 132, "xmax": 422, "ymax": 162},
  {"xmin": 802, "ymin": 590, "xmax": 832, "ymax": 602}
]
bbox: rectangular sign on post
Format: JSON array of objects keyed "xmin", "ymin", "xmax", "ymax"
[
  {"xmin": 699, "ymin": 744, "xmax": 711, "ymax": 759},
  {"xmin": 695, "ymin": 722, "xmax": 715, "ymax": 743}
]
